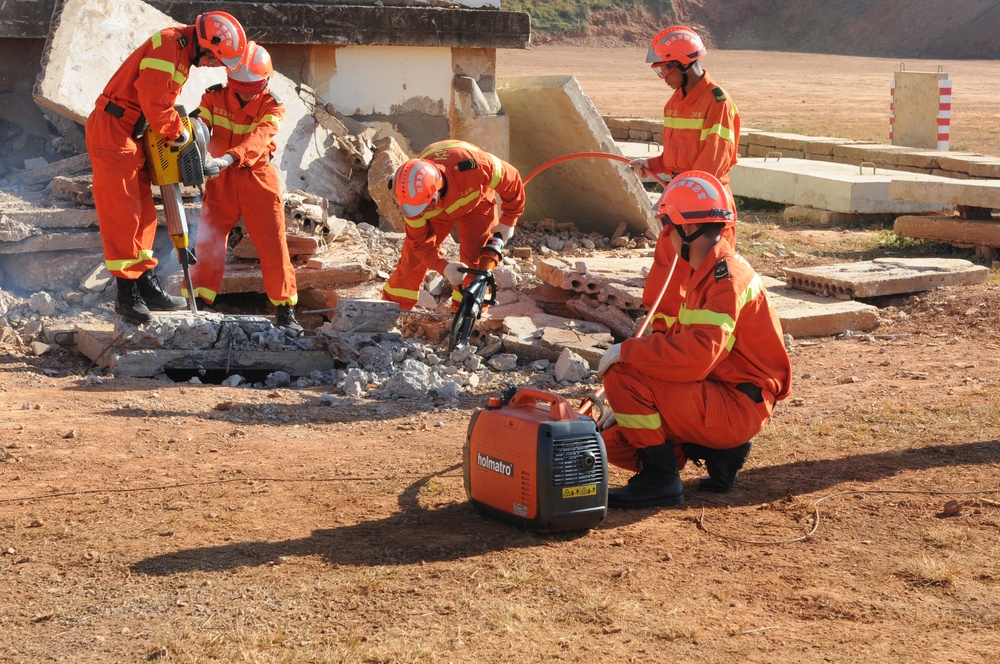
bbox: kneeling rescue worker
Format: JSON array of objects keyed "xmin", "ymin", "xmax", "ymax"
[
  {"xmin": 85, "ymin": 11, "xmax": 248, "ymax": 324},
  {"xmin": 382, "ymin": 140, "xmax": 525, "ymax": 311},
  {"xmin": 597, "ymin": 171, "xmax": 792, "ymax": 509}
]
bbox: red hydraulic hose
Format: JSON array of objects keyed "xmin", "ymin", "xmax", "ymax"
[
  {"xmin": 578, "ymin": 253, "xmax": 678, "ymax": 418},
  {"xmin": 523, "ymin": 151, "xmax": 670, "ymax": 188}
]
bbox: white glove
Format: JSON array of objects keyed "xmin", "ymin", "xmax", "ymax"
[
  {"xmin": 598, "ymin": 408, "xmax": 616, "ymax": 430},
  {"xmin": 597, "ymin": 343, "xmax": 622, "ymax": 377},
  {"xmin": 628, "ymin": 158, "xmax": 649, "ymax": 176},
  {"xmin": 166, "ymin": 128, "xmax": 190, "ymax": 147},
  {"xmin": 204, "ymin": 153, "xmax": 234, "ymax": 178},
  {"xmin": 443, "ymin": 261, "xmax": 468, "ymax": 286},
  {"xmin": 494, "ymin": 223, "xmax": 515, "ymax": 243}
]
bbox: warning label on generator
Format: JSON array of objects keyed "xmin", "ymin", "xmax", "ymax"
[{"xmin": 562, "ymin": 484, "xmax": 597, "ymax": 499}]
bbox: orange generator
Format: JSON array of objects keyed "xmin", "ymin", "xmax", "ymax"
[{"xmin": 463, "ymin": 387, "xmax": 608, "ymax": 532}]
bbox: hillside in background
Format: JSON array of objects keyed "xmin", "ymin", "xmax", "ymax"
[{"xmin": 511, "ymin": 0, "xmax": 1000, "ymax": 59}]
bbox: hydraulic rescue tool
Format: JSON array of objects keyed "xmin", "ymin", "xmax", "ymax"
[
  {"xmin": 449, "ymin": 232, "xmax": 505, "ymax": 350},
  {"xmin": 141, "ymin": 105, "xmax": 217, "ymax": 314}
]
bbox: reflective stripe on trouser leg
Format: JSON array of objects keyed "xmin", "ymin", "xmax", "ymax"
[{"xmin": 86, "ymin": 111, "xmax": 159, "ymax": 280}]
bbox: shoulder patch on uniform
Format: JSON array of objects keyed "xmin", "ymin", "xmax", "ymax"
[
  {"xmin": 178, "ymin": 35, "xmax": 188, "ymax": 49},
  {"xmin": 455, "ymin": 158, "xmax": 477, "ymax": 172},
  {"xmin": 268, "ymin": 90, "xmax": 282, "ymax": 105},
  {"xmin": 714, "ymin": 259, "xmax": 730, "ymax": 281},
  {"xmin": 206, "ymin": 83, "xmax": 224, "ymax": 93},
  {"xmin": 712, "ymin": 86, "xmax": 727, "ymax": 102}
]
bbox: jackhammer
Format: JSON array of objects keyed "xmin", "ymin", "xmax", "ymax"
[
  {"xmin": 449, "ymin": 232, "xmax": 505, "ymax": 350},
  {"xmin": 141, "ymin": 105, "xmax": 217, "ymax": 314}
]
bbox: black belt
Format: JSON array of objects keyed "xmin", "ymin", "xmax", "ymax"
[
  {"xmin": 736, "ymin": 382, "xmax": 764, "ymax": 404},
  {"xmin": 102, "ymin": 99, "xmax": 147, "ymax": 139}
]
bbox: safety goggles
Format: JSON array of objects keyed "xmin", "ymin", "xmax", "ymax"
[{"xmin": 653, "ymin": 61, "xmax": 682, "ymax": 79}]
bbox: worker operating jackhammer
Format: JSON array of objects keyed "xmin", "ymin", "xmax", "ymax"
[
  {"xmin": 596, "ymin": 171, "xmax": 792, "ymax": 509},
  {"xmin": 382, "ymin": 140, "xmax": 525, "ymax": 313},
  {"xmin": 85, "ymin": 11, "xmax": 248, "ymax": 325}
]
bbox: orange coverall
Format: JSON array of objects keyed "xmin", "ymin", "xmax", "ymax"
[
  {"xmin": 187, "ymin": 85, "xmax": 296, "ymax": 307},
  {"xmin": 601, "ymin": 237, "xmax": 791, "ymax": 472},
  {"xmin": 85, "ymin": 26, "xmax": 199, "ymax": 280},
  {"xmin": 382, "ymin": 140, "xmax": 525, "ymax": 310},
  {"xmin": 643, "ymin": 72, "xmax": 742, "ymax": 326}
]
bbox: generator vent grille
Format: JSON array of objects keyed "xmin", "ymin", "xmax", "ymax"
[{"xmin": 550, "ymin": 435, "xmax": 604, "ymax": 486}]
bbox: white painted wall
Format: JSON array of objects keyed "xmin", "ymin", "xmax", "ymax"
[{"xmin": 316, "ymin": 46, "xmax": 452, "ymax": 116}]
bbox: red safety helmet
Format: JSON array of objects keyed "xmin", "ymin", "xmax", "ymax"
[
  {"xmin": 393, "ymin": 159, "xmax": 444, "ymax": 217},
  {"xmin": 228, "ymin": 41, "xmax": 272, "ymax": 96},
  {"xmin": 646, "ymin": 26, "xmax": 707, "ymax": 68},
  {"xmin": 196, "ymin": 11, "xmax": 247, "ymax": 69},
  {"xmin": 654, "ymin": 170, "xmax": 736, "ymax": 228}
]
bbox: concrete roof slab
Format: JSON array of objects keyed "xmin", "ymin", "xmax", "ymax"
[{"xmin": 783, "ymin": 257, "xmax": 989, "ymax": 299}]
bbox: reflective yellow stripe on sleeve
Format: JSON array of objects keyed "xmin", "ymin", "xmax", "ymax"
[
  {"xmin": 616, "ymin": 412, "xmax": 663, "ymax": 430},
  {"xmin": 650, "ymin": 312, "xmax": 676, "ymax": 329},
  {"xmin": 701, "ymin": 123, "xmax": 736, "ymax": 144},
  {"xmin": 211, "ymin": 116, "xmax": 280, "ymax": 135},
  {"xmin": 487, "ymin": 153, "xmax": 503, "ymax": 189},
  {"xmin": 197, "ymin": 106, "xmax": 213, "ymax": 125},
  {"xmin": 139, "ymin": 57, "xmax": 186, "ymax": 86},
  {"xmin": 150, "ymin": 32, "xmax": 163, "ymax": 49}
]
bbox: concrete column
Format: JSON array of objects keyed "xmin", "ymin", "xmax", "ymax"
[{"xmin": 890, "ymin": 68, "xmax": 951, "ymax": 151}]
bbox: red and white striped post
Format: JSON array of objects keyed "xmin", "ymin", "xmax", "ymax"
[{"xmin": 937, "ymin": 78, "xmax": 952, "ymax": 151}]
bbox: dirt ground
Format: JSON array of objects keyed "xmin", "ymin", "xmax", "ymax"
[{"xmin": 3, "ymin": 48, "xmax": 1000, "ymax": 663}]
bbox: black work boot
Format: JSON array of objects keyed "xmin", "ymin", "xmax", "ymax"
[
  {"xmin": 608, "ymin": 443, "xmax": 685, "ymax": 509},
  {"xmin": 115, "ymin": 277, "xmax": 152, "ymax": 324},
  {"xmin": 136, "ymin": 270, "xmax": 186, "ymax": 311},
  {"xmin": 275, "ymin": 304, "xmax": 304, "ymax": 336},
  {"xmin": 682, "ymin": 441, "xmax": 753, "ymax": 493}
]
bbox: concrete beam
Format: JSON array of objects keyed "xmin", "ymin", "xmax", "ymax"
[
  {"xmin": 498, "ymin": 75, "xmax": 659, "ymax": 238},
  {"xmin": 8, "ymin": 0, "xmax": 530, "ymax": 47},
  {"xmin": 783, "ymin": 257, "xmax": 989, "ymax": 299},
  {"xmin": 502, "ymin": 313, "xmax": 613, "ymax": 369},
  {"xmin": 730, "ymin": 157, "xmax": 952, "ymax": 214},
  {"xmin": 895, "ymin": 215, "xmax": 1000, "ymax": 248}
]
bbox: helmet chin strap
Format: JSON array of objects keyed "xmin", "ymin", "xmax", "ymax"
[{"xmin": 674, "ymin": 224, "xmax": 710, "ymax": 262}]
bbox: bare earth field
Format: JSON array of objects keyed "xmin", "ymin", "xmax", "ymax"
[{"xmin": 2, "ymin": 48, "xmax": 1000, "ymax": 663}]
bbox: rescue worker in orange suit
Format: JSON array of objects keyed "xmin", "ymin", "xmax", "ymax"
[
  {"xmin": 383, "ymin": 140, "xmax": 525, "ymax": 311},
  {"xmin": 186, "ymin": 42, "xmax": 302, "ymax": 335},
  {"xmin": 597, "ymin": 171, "xmax": 791, "ymax": 509},
  {"xmin": 628, "ymin": 26, "xmax": 741, "ymax": 340},
  {"xmin": 85, "ymin": 11, "xmax": 247, "ymax": 325}
]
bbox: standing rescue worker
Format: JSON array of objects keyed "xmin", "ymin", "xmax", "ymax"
[
  {"xmin": 597, "ymin": 172, "xmax": 791, "ymax": 509},
  {"xmin": 628, "ymin": 26, "xmax": 741, "ymax": 332},
  {"xmin": 186, "ymin": 42, "xmax": 302, "ymax": 335},
  {"xmin": 383, "ymin": 140, "xmax": 525, "ymax": 311},
  {"xmin": 85, "ymin": 11, "xmax": 247, "ymax": 325}
]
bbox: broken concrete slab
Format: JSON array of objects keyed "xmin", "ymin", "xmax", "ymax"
[
  {"xmin": 894, "ymin": 215, "xmax": 1000, "ymax": 249},
  {"xmin": 502, "ymin": 312, "xmax": 613, "ymax": 369},
  {"xmin": 7, "ymin": 153, "xmax": 91, "ymax": 187},
  {"xmin": 0, "ymin": 250, "xmax": 103, "ymax": 292},
  {"xmin": 890, "ymin": 174, "xmax": 1000, "ymax": 209},
  {"xmin": 0, "ymin": 229, "xmax": 102, "ymax": 254},
  {"xmin": 34, "ymin": 0, "xmax": 369, "ymax": 216},
  {"xmin": 762, "ymin": 276, "xmax": 879, "ymax": 337},
  {"xmin": 535, "ymin": 255, "xmax": 652, "ymax": 311},
  {"xmin": 783, "ymin": 257, "xmax": 989, "ymax": 299},
  {"xmin": 729, "ymin": 157, "xmax": 953, "ymax": 214},
  {"xmin": 74, "ymin": 316, "xmax": 335, "ymax": 378},
  {"xmin": 367, "ymin": 136, "xmax": 409, "ymax": 232},
  {"xmin": 218, "ymin": 255, "xmax": 374, "ymax": 296},
  {"xmin": 497, "ymin": 75, "xmax": 659, "ymax": 237},
  {"xmin": 327, "ymin": 298, "xmax": 401, "ymax": 333},
  {"xmin": 0, "ymin": 207, "xmax": 98, "ymax": 229}
]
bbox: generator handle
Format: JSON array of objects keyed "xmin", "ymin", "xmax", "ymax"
[{"xmin": 508, "ymin": 388, "xmax": 578, "ymax": 421}]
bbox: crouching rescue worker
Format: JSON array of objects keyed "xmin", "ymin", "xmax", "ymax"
[
  {"xmin": 186, "ymin": 42, "xmax": 302, "ymax": 335},
  {"xmin": 85, "ymin": 11, "xmax": 247, "ymax": 324},
  {"xmin": 383, "ymin": 140, "xmax": 525, "ymax": 311},
  {"xmin": 597, "ymin": 171, "xmax": 791, "ymax": 509}
]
